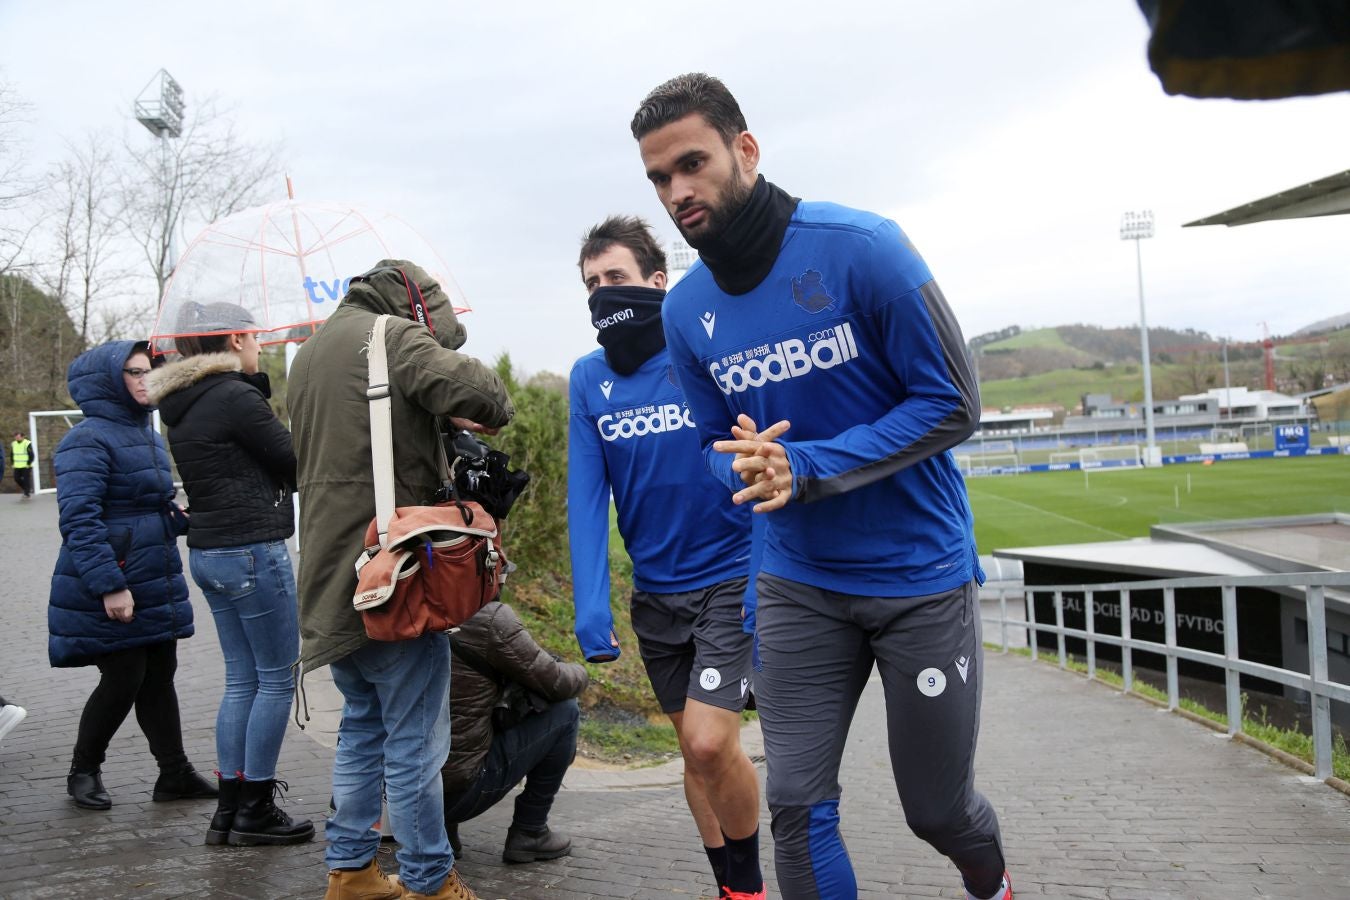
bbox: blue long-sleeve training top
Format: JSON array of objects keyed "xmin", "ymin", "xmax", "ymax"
[
  {"xmin": 568, "ymin": 347, "xmax": 752, "ymax": 661},
  {"xmin": 662, "ymin": 201, "xmax": 984, "ymax": 598}
]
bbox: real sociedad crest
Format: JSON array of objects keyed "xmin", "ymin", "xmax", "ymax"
[{"xmin": 791, "ymin": 269, "xmax": 837, "ymax": 314}]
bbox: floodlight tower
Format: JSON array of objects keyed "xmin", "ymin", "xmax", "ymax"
[
  {"xmin": 134, "ymin": 69, "xmax": 186, "ymax": 280},
  {"xmin": 1120, "ymin": 210, "xmax": 1161, "ymax": 467}
]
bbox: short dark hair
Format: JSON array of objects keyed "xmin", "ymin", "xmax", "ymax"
[
  {"xmin": 174, "ymin": 334, "xmax": 231, "ymax": 357},
  {"xmin": 630, "ymin": 73, "xmax": 747, "ymax": 145},
  {"xmin": 578, "ymin": 216, "xmax": 667, "ymax": 282}
]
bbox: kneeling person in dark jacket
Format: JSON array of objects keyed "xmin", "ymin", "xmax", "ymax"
[{"xmin": 443, "ymin": 600, "xmax": 588, "ymax": 864}]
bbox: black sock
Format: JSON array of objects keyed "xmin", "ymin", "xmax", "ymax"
[
  {"xmin": 722, "ymin": 828, "xmax": 762, "ymax": 893},
  {"xmin": 705, "ymin": 843, "xmax": 729, "ymax": 889}
]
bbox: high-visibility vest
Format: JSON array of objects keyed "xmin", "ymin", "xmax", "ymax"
[{"xmin": 10, "ymin": 439, "xmax": 32, "ymax": 469}]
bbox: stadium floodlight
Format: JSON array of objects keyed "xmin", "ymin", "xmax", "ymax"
[
  {"xmin": 133, "ymin": 69, "xmax": 186, "ymax": 285},
  {"xmin": 134, "ymin": 69, "xmax": 185, "ymax": 138},
  {"xmin": 1120, "ymin": 210, "xmax": 1161, "ymax": 467}
]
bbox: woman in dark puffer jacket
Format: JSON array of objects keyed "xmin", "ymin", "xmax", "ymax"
[
  {"xmin": 48, "ymin": 340, "xmax": 216, "ymax": 811},
  {"xmin": 148, "ymin": 301, "xmax": 313, "ymax": 848}
]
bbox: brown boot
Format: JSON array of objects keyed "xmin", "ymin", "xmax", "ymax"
[
  {"xmin": 399, "ymin": 867, "xmax": 479, "ymax": 899},
  {"xmin": 323, "ymin": 858, "xmax": 401, "ymax": 900}
]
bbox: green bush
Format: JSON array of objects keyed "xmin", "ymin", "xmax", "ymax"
[
  {"xmin": 489, "ymin": 354, "xmax": 569, "ymax": 577},
  {"xmin": 489, "ymin": 355, "xmax": 667, "ymax": 731}
]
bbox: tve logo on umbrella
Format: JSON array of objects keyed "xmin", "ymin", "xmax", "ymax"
[{"xmin": 303, "ymin": 276, "xmax": 353, "ymax": 304}]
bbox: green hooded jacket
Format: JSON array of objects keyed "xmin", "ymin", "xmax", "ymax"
[{"xmin": 288, "ymin": 260, "xmax": 515, "ymax": 673}]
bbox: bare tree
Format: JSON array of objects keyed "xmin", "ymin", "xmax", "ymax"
[
  {"xmin": 1287, "ymin": 344, "xmax": 1330, "ymax": 394},
  {"xmin": 1328, "ymin": 339, "xmax": 1350, "ymax": 387},
  {"xmin": 121, "ymin": 95, "xmax": 281, "ymax": 303},
  {"xmin": 94, "ymin": 300, "xmax": 155, "ymax": 344},
  {"xmin": 0, "ymin": 78, "xmax": 43, "ymax": 383},
  {"xmin": 0, "ymin": 81, "xmax": 35, "ymax": 212},
  {"xmin": 1170, "ymin": 349, "xmax": 1218, "ymax": 396},
  {"xmin": 41, "ymin": 133, "xmax": 130, "ymax": 349},
  {"xmin": 0, "ymin": 80, "xmax": 38, "ymax": 278}
]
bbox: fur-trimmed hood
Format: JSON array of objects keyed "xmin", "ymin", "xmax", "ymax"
[
  {"xmin": 149, "ymin": 348, "xmax": 296, "ymax": 550},
  {"xmin": 148, "ymin": 353, "xmax": 273, "ymax": 430},
  {"xmin": 146, "ymin": 353, "xmax": 242, "ymax": 405}
]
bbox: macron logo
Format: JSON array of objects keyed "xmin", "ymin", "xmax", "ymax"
[
  {"xmin": 599, "ymin": 380, "xmax": 614, "ymax": 400},
  {"xmin": 594, "ymin": 308, "xmax": 634, "ymax": 329},
  {"xmin": 700, "ymin": 311, "xmax": 716, "ymax": 339},
  {"xmin": 955, "ymin": 656, "xmax": 970, "ymax": 684}
]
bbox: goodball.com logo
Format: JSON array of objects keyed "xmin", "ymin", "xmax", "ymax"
[
  {"xmin": 709, "ymin": 323, "xmax": 859, "ymax": 395},
  {"xmin": 597, "ymin": 404, "xmax": 695, "ymax": 441}
]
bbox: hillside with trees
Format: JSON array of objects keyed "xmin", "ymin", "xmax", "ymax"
[
  {"xmin": 1, "ymin": 274, "xmax": 82, "ymax": 425},
  {"xmin": 972, "ymin": 322, "xmax": 1350, "ymax": 412}
]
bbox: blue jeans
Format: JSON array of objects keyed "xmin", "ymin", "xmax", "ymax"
[
  {"xmin": 443, "ymin": 698, "xmax": 579, "ymax": 832},
  {"xmin": 190, "ymin": 541, "xmax": 299, "ymax": 781},
  {"xmin": 327, "ymin": 632, "xmax": 453, "ymax": 894}
]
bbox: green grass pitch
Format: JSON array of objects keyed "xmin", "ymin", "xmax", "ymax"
[{"xmin": 966, "ymin": 455, "xmax": 1350, "ymax": 554}]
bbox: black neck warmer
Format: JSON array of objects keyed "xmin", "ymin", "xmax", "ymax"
[
  {"xmin": 588, "ymin": 285, "xmax": 667, "ymax": 376},
  {"xmin": 690, "ymin": 175, "xmax": 800, "ymax": 296}
]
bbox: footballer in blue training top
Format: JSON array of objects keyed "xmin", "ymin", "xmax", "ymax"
[
  {"xmin": 632, "ymin": 73, "xmax": 1012, "ymax": 900},
  {"xmin": 567, "ymin": 215, "xmax": 765, "ymax": 899}
]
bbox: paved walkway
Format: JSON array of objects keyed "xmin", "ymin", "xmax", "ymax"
[{"xmin": 1, "ymin": 496, "xmax": 1347, "ymax": 898}]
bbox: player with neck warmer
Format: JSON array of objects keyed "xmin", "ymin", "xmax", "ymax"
[
  {"xmin": 632, "ymin": 74, "xmax": 1011, "ymax": 900},
  {"xmin": 587, "ymin": 283, "xmax": 666, "ymax": 374},
  {"xmin": 567, "ymin": 215, "xmax": 766, "ymax": 900}
]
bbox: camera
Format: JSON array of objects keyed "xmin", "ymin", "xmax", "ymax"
[{"xmin": 437, "ymin": 428, "xmax": 531, "ymax": 520}]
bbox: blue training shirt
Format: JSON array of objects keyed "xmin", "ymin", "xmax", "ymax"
[
  {"xmin": 662, "ymin": 201, "xmax": 985, "ymax": 598},
  {"xmin": 568, "ymin": 346, "xmax": 752, "ymax": 662}
]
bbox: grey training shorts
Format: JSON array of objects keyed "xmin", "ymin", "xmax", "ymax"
[{"xmin": 630, "ymin": 576, "xmax": 754, "ymax": 715}]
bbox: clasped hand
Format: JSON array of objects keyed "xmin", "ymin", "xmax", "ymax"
[
  {"xmin": 103, "ymin": 589, "xmax": 135, "ymax": 623},
  {"xmin": 712, "ymin": 413, "xmax": 793, "ymax": 513}
]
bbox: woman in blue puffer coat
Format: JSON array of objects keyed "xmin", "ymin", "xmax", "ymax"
[{"xmin": 48, "ymin": 340, "xmax": 217, "ymax": 810}]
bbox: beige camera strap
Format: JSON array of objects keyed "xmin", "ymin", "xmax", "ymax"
[
  {"xmin": 367, "ymin": 315, "xmax": 396, "ymax": 549},
  {"xmin": 366, "ymin": 314, "xmax": 453, "ymax": 550}
]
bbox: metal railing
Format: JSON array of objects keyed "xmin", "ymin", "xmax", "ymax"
[{"xmin": 980, "ymin": 572, "xmax": 1350, "ymax": 781}]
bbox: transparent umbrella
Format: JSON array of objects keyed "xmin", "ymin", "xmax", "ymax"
[{"xmin": 150, "ymin": 200, "xmax": 467, "ymax": 354}]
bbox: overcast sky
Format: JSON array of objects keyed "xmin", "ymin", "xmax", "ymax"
[{"xmin": 3, "ymin": 0, "xmax": 1348, "ymax": 377}]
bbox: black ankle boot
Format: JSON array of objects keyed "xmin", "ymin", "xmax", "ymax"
[
  {"xmin": 205, "ymin": 776, "xmax": 242, "ymax": 845},
  {"xmin": 67, "ymin": 766, "xmax": 111, "ymax": 810},
  {"xmin": 153, "ymin": 764, "xmax": 220, "ymax": 801},
  {"xmin": 503, "ymin": 824, "xmax": 572, "ymax": 864},
  {"xmin": 448, "ymin": 821, "xmax": 462, "ymax": 856},
  {"xmin": 228, "ymin": 778, "xmax": 315, "ymax": 846}
]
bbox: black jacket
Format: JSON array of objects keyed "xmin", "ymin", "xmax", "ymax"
[
  {"xmin": 148, "ymin": 353, "xmax": 296, "ymax": 549},
  {"xmin": 441, "ymin": 601, "xmax": 588, "ymax": 793}
]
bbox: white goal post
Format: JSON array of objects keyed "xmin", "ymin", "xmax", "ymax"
[
  {"xmin": 955, "ymin": 453, "xmax": 1020, "ymax": 476},
  {"xmin": 1079, "ymin": 444, "xmax": 1143, "ymax": 469},
  {"xmin": 28, "ymin": 409, "xmax": 176, "ymax": 495},
  {"xmin": 27, "ymin": 409, "xmax": 86, "ymax": 495},
  {"xmin": 966, "ymin": 439, "xmax": 1015, "ymax": 456}
]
